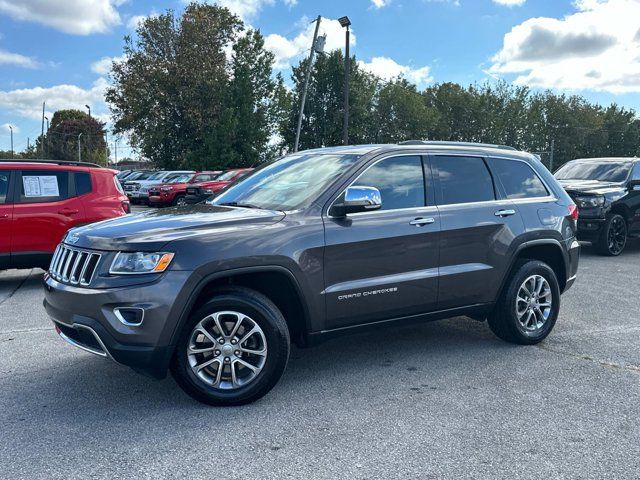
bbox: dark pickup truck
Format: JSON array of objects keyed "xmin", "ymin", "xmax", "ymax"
[
  {"xmin": 43, "ymin": 142, "xmax": 580, "ymax": 405},
  {"xmin": 554, "ymin": 157, "xmax": 640, "ymax": 256}
]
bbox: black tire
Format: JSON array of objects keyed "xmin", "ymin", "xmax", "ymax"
[
  {"xmin": 173, "ymin": 194, "xmax": 186, "ymax": 207},
  {"xmin": 487, "ymin": 260, "xmax": 561, "ymax": 345},
  {"xmin": 170, "ymin": 287, "xmax": 290, "ymax": 406},
  {"xmin": 594, "ymin": 213, "xmax": 627, "ymax": 256}
]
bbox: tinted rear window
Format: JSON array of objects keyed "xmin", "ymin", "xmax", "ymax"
[
  {"xmin": 75, "ymin": 172, "xmax": 92, "ymax": 195},
  {"xmin": 490, "ymin": 158, "xmax": 548, "ymax": 199},
  {"xmin": 433, "ymin": 156, "xmax": 495, "ymax": 205}
]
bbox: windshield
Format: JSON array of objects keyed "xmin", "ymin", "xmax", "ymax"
[
  {"xmin": 146, "ymin": 171, "xmax": 167, "ymax": 181},
  {"xmin": 216, "ymin": 170, "xmax": 240, "ymax": 181},
  {"xmin": 213, "ymin": 153, "xmax": 361, "ymax": 211},
  {"xmin": 131, "ymin": 172, "xmax": 152, "ymax": 180},
  {"xmin": 555, "ymin": 160, "xmax": 632, "ymax": 182},
  {"xmin": 164, "ymin": 173, "xmax": 193, "ymax": 183}
]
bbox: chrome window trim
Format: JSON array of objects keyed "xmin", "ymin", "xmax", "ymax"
[
  {"xmin": 430, "ymin": 153, "xmax": 557, "ymax": 207},
  {"xmin": 327, "ymin": 152, "xmax": 429, "ymax": 218}
]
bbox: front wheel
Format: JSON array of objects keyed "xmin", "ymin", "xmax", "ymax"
[
  {"xmin": 488, "ymin": 260, "xmax": 560, "ymax": 345},
  {"xmin": 171, "ymin": 287, "xmax": 290, "ymax": 406},
  {"xmin": 595, "ymin": 213, "xmax": 627, "ymax": 256},
  {"xmin": 173, "ymin": 195, "xmax": 187, "ymax": 207}
]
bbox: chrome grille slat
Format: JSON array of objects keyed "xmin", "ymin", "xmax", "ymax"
[{"xmin": 49, "ymin": 244, "xmax": 101, "ymax": 287}]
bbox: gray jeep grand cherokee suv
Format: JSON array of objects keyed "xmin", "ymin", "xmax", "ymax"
[{"xmin": 43, "ymin": 142, "xmax": 580, "ymax": 405}]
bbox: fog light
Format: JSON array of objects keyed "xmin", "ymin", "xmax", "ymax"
[{"xmin": 114, "ymin": 307, "xmax": 145, "ymax": 326}]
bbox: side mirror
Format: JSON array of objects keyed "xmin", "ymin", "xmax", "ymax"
[
  {"xmin": 330, "ymin": 186, "xmax": 382, "ymax": 217},
  {"xmin": 628, "ymin": 180, "xmax": 640, "ymax": 191}
]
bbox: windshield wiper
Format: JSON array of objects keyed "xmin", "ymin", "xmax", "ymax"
[{"xmin": 218, "ymin": 201, "xmax": 262, "ymax": 209}]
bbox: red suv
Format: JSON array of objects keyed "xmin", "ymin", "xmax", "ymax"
[
  {"xmin": 0, "ymin": 160, "xmax": 129, "ymax": 270},
  {"xmin": 148, "ymin": 171, "xmax": 221, "ymax": 207},
  {"xmin": 185, "ymin": 168, "xmax": 253, "ymax": 204}
]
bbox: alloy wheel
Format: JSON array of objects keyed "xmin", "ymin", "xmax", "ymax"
[
  {"xmin": 187, "ymin": 311, "xmax": 267, "ymax": 390},
  {"xmin": 607, "ymin": 216, "xmax": 626, "ymax": 255},
  {"xmin": 515, "ymin": 275, "xmax": 553, "ymax": 332}
]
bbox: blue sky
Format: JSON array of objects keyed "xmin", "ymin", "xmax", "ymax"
[{"xmin": 1, "ymin": 0, "xmax": 640, "ymax": 159}]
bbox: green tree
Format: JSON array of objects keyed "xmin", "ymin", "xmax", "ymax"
[
  {"xmin": 107, "ymin": 3, "xmax": 281, "ymax": 170},
  {"xmin": 44, "ymin": 109, "xmax": 108, "ymax": 165}
]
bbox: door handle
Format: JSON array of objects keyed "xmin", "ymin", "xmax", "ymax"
[
  {"xmin": 494, "ymin": 209, "xmax": 516, "ymax": 217},
  {"xmin": 410, "ymin": 217, "xmax": 435, "ymax": 226},
  {"xmin": 58, "ymin": 208, "xmax": 79, "ymax": 216}
]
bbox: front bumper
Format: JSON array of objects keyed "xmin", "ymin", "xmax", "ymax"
[
  {"xmin": 43, "ymin": 270, "xmax": 194, "ymax": 378},
  {"xmin": 148, "ymin": 194, "xmax": 172, "ymax": 205}
]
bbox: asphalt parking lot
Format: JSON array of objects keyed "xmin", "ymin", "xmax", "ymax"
[{"xmin": 1, "ymin": 240, "xmax": 639, "ymax": 479}]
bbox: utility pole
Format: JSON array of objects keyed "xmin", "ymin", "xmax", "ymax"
[
  {"xmin": 40, "ymin": 101, "xmax": 45, "ymax": 157},
  {"xmin": 294, "ymin": 15, "xmax": 322, "ymax": 153},
  {"xmin": 78, "ymin": 132, "xmax": 83, "ymax": 162},
  {"xmin": 549, "ymin": 138, "xmax": 555, "ymax": 172},
  {"xmin": 9, "ymin": 125, "xmax": 13, "ymax": 158},
  {"xmin": 339, "ymin": 16, "xmax": 352, "ymax": 146}
]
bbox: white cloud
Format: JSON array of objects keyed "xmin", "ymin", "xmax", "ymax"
[
  {"xmin": 358, "ymin": 57, "xmax": 434, "ymax": 87},
  {"xmin": 0, "ymin": 48, "xmax": 38, "ymax": 68},
  {"xmin": 493, "ymin": 0, "xmax": 526, "ymax": 6},
  {"xmin": 212, "ymin": 0, "xmax": 274, "ymax": 21},
  {"xmin": 90, "ymin": 55, "xmax": 126, "ymax": 75},
  {"xmin": 371, "ymin": 0, "xmax": 391, "ymax": 8},
  {"xmin": 0, "ymin": 78, "xmax": 110, "ymax": 122},
  {"xmin": 264, "ymin": 16, "xmax": 356, "ymax": 69},
  {"xmin": 0, "ymin": 0, "xmax": 123, "ymax": 35},
  {"xmin": 490, "ymin": 0, "xmax": 640, "ymax": 93}
]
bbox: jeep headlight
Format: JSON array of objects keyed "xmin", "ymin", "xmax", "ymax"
[
  {"xmin": 161, "ymin": 186, "xmax": 173, "ymax": 192},
  {"xmin": 575, "ymin": 195, "xmax": 605, "ymax": 208},
  {"xmin": 110, "ymin": 252, "xmax": 174, "ymax": 274}
]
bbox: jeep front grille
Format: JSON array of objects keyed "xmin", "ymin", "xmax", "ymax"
[{"xmin": 49, "ymin": 245, "xmax": 101, "ymax": 286}]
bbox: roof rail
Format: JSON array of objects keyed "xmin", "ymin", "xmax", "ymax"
[
  {"xmin": 398, "ymin": 140, "xmax": 518, "ymax": 151},
  {"xmin": 0, "ymin": 159, "xmax": 103, "ymax": 168}
]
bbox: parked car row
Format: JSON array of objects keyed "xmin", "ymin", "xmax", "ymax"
[{"xmin": 119, "ymin": 168, "xmax": 253, "ymax": 206}]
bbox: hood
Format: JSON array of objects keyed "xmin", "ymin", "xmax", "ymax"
[
  {"xmin": 557, "ymin": 179, "xmax": 626, "ymax": 196},
  {"xmin": 148, "ymin": 182, "xmax": 189, "ymax": 191},
  {"xmin": 66, "ymin": 204, "xmax": 285, "ymax": 251}
]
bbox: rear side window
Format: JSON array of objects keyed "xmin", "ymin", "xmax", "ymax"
[
  {"xmin": 19, "ymin": 170, "xmax": 69, "ymax": 203},
  {"xmin": 433, "ymin": 156, "xmax": 495, "ymax": 205},
  {"xmin": 75, "ymin": 172, "xmax": 92, "ymax": 195},
  {"xmin": 352, "ymin": 155, "xmax": 425, "ymax": 211},
  {"xmin": 490, "ymin": 158, "xmax": 549, "ymax": 199},
  {"xmin": 0, "ymin": 172, "xmax": 9, "ymax": 203}
]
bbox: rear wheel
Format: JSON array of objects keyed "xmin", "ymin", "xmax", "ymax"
[
  {"xmin": 171, "ymin": 287, "xmax": 290, "ymax": 406},
  {"xmin": 488, "ymin": 260, "xmax": 560, "ymax": 345},
  {"xmin": 595, "ymin": 213, "xmax": 627, "ymax": 256}
]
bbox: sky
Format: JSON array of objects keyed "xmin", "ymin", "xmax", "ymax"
[{"xmin": 1, "ymin": 0, "xmax": 640, "ymax": 159}]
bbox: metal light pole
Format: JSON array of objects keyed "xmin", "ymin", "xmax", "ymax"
[
  {"xmin": 339, "ymin": 16, "xmax": 351, "ymax": 146},
  {"xmin": 40, "ymin": 101, "xmax": 45, "ymax": 156},
  {"xmin": 114, "ymin": 138, "xmax": 118, "ymax": 164},
  {"xmin": 294, "ymin": 15, "xmax": 322, "ymax": 153},
  {"xmin": 85, "ymin": 104, "xmax": 91, "ymax": 118},
  {"xmin": 78, "ymin": 132, "xmax": 83, "ymax": 162},
  {"xmin": 45, "ymin": 116, "xmax": 49, "ymax": 157},
  {"xmin": 9, "ymin": 125, "xmax": 13, "ymax": 158}
]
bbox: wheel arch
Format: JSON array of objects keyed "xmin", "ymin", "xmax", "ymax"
[
  {"xmin": 169, "ymin": 266, "xmax": 312, "ymax": 350},
  {"xmin": 496, "ymin": 239, "xmax": 568, "ymax": 302}
]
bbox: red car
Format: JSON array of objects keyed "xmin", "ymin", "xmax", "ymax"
[
  {"xmin": 185, "ymin": 168, "xmax": 254, "ymax": 204},
  {"xmin": 148, "ymin": 171, "xmax": 221, "ymax": 207},
  {"xmin": 0, "ymin": 160, "xmax": 129, "ymax": 270}
]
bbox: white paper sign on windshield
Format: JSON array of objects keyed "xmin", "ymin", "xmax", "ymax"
[{"xmin": 22, "ymin": 176, "xmax": 60, "ymax": 197}]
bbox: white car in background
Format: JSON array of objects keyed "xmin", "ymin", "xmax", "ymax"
[{"xmin": 124, "ymin": 170, "xmax": 194, "ymax": 204}]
